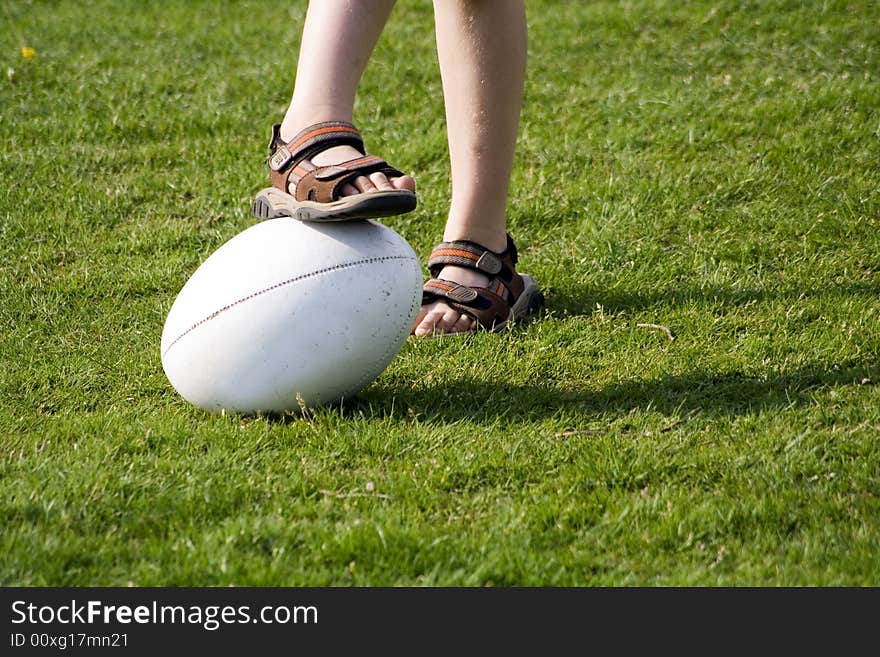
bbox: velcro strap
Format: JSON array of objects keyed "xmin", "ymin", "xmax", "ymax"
[
  {"xmin": 428, "ymin": 242, "xmax": 503, "ymax": 276},
  {"xmin": 294, "ymin": 156, "xmax": 404, "ymax": 203},
  {"xmin": 313, "ymin": 156, "xmax": 389, "ymax": 181},
  {"xmin": 422, "ymin": 279, "xmax": 479, "ymax": 303},
  {"xmin": 422, "ymin": 278, "xmax": 511, "ymax": 330},
  {"xmin": 268, "ymin": 122, "xmax": 365, "ymax": 172}
]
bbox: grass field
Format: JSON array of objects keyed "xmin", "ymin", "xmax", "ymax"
[{"xmin": 1, "ymin": 0, "xmax": 878, "ymax": 586}]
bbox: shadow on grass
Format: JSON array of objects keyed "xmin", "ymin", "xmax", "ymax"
[
  {"xmin": 354, "ymin": 360, "xmax": 878, "ymax": 423},
  {"xmin": 262, "ymin": 280, "xmax": 879, "ymax": 424},
  {"xmin": 548, "ymin": 280, "xmax": 880, "ymax": 315}
]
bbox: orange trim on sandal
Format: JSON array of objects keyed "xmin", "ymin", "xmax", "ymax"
[
  {"xmin": 425, "ymin": 280, "xmax": 455, "ymax": 291},
  {"xmin": 289, "ymin": 124, "xmax": 361, "ymax": 153},
  {"xmin": 431, "ymin": 248, "xmax": 480, "ymax": 261}
]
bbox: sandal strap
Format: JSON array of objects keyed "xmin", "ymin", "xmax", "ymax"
[
  {"xmin": 265, "ymin": 121, "xmax": 406, "ymax": 203},
  {"xmin": 290, "ymin": 157, "xmax": 406, "ymax": 203},
  {"xmin": 422, "ymin": 278, "xmax": 511, "ymax": 330},
  {"xmin": 427, "ymin": 234, "xmax": 523, "ymax": 298},
  {"xmin": 420, "ymin": 233, "xmax": 528, "ymax": 331},
  {"xmin": 423, "ymin": 277, "xmax": 512, "ymax": 303},
  {"xmin": 428, "ymin": 234, "xmax": 518, "ymax": 275},
  {"xmin": 267, "ymin": 121, "xmax": 365, "ymax": 174}
]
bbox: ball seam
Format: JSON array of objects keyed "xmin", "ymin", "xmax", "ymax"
[{"xmin": 162, "ymin": 255, "xmax": 417, "ymax": 358}]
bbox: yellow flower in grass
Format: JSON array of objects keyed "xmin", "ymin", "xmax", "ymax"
[{"xmin": 21, "ymin": 46, "xmax": 35, "ymax": 60}]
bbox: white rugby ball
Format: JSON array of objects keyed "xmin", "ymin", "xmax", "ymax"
[{"xmin": 160, "ymin": 218, "xmax": 422, "ymax": 413}]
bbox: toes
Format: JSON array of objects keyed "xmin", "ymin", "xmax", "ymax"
[
  {"xmin": 453, "ymin": 314, "xmax": 475, "ymax": 333},
  {"xmin": 342, "ymin": 176, "xmax": 375, "ymax": 196},
  {"xmin": 412, "ymin": 304, "xmax": 474, "ymax": 337},
  {"xmin": 369, "ymin": 172, "xmax": 394, "ymax": 191},
  {"xmin": 413, "ymin": 309, "xmax": 444, "ymax": 337},
  {"xmin": 353, "ymin": 175, "xmax": 377, "ymax": 194},
  {"xmin": 392, "ymin": 174, "xmax": 416, "ymax": 193},
  {"xmin": 438, "ymin": 307, "xmax": 466, "ymax": 333},
  {"xmin": 368, "ymin": 172, "xmax": 416, "ymax": 193},
  {"xmin": 307, "ymin": 143, "xmax": 416, "ymax": 197},
  {"xmin": 341, "ymin": 173, "xmax": 416, "ymax": 197}
]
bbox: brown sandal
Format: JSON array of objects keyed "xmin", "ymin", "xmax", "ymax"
[
  {"xmin": 252, "ymin": 121, "xmax": 417, "ymax": 222},
  {"xmin": 417, "ymin": 234, "xmax": 545, "ymax": 335}
]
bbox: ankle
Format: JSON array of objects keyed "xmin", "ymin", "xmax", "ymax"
[
  {"xmin": 441, "ymin": 225, "xmax": 508, "ymax": 253},
  {"xmin": 443, "ymin": 211, "xmax": 507, "ymax": 253},
  {"xmin": 280, "ymin": 107, "xmax": 355, "ymax": 143},
  {"xmin": 438, "ymin": 265, "xmax": 489, "ymax": 287}
]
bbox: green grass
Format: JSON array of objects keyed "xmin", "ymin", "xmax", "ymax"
[{"xmin": 1, "ymin": 0, "xmax": 878, "ymax": 586}]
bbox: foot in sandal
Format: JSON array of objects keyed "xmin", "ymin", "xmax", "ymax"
[
  {"xmin": 412, "ymin": 234, "xmax": 544, "ymax": 337},
  {"xmin": 252, "ymin": 121, "xmax": 416, "ymax": 222}
]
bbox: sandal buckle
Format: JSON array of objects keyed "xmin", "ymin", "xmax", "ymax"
[
  {"xmin": 269, "ymin": 145, "xmax": 293, "ymax": 172},
  {"xmin": 446, "ymin": 284, "xmax": 479, "ymax": 303},
  {"xmin": 476, "ymin": 251, "xmax": 502, "ymax": 275}
]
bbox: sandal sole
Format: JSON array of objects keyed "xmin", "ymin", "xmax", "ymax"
[
  {"xmin": 494, "ymin": 274, "xmax": 545, "ymax": 332},
  {"xmin": 252, "ymin": 187, "xmax": 417, "ymax": 223}
]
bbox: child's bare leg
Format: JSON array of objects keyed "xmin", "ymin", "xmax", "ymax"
[
  {"xmin": 414, "ymin": 0, "xmax": 527, "ymax": 336},
  {"xmin": 280, "ymin": 0, "xmax": 415, "ymax": 196}
]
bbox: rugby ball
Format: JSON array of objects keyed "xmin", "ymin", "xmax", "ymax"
[{"xmin": 160, "ymin": 218, "xmax": 423, "ymax": 413}]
